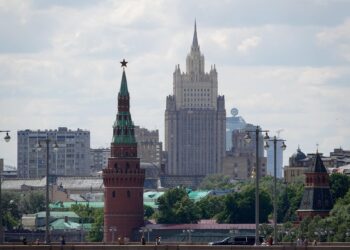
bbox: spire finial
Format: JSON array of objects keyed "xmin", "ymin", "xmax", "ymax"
[
  {"xmin": 120, "ymin": 59, "xmax": 128, "ymax": 68},
  {"xmin": 192, "ymin": 19, "xmax": 199, "ymax": 49},
  {"xmin": 316, "ymin": 143, "xmax": 319, "ymax": 153}
]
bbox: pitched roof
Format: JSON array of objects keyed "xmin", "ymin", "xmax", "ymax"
[{"xmin": 309, "ymin": 153, "xmax": 328, "ymax": 173}]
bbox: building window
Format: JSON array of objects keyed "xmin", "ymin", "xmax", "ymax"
[
  {"xmin": 112, "ymin": 191, "xmax": 116, "ymax": 198},
  {"xmin": 127, "ymin": 190, "xmax": 131, "ymax": 198}
]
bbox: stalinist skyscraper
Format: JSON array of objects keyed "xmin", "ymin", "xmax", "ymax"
[{"xmin": 164, "ymin": 22, "xmax": 226, "ymax": 187}]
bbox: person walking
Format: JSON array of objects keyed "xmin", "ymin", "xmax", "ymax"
[{"xmin": 141, "ymin": 235, "xmax": 146, "ymax": 245}]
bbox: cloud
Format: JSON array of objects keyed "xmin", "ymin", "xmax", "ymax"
[
  {"xmin": 237, "ymin": 36, "xmax": 261, "ymax": 53},
  {"xmin": 0, "ymin": 0, "xmax": 350, "ymax": 168},
  {"xmin": 317, "ymin": 18, "xmax": 350, "ymax": 62}
]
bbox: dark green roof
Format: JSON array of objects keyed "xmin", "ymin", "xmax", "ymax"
[{"xmin": 119, "ymin": 70, "xmax": 129, "ymax": 97}]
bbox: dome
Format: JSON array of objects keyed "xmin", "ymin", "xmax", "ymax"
[{"xmin": 291, "ymin": 147, "xmax": 307, "ymax": 162}]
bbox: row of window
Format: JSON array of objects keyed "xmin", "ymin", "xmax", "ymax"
[
  {"xmin": 184, "ymin": 93, "xmax": 210, "ymax": 97},
  {"xmin": 184, "ymin": 88, "xmax": 210, "ymax": 92}
]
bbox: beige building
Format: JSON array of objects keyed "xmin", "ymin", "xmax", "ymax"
[
  {"xmin": 164, "ymin": 22, "xmax": 226, "ymax": 188},
  {"xmin": 134, "ymin": 126, "xmax": 162, "ymax": 167},
  {"xmin": 223, "ymin": 153, "xmax": 266, "ymax": 180},
  {"xmin": 284, "ymin": 147, "xmax": 338, "ymax": 183}
]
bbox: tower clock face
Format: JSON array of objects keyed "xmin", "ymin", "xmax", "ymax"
[{"xmin": 231, "ymin": 108, "xmax": 238, "ymax": 116}]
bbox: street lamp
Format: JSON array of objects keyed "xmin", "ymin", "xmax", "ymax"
[
  {"xmin": 264, "ymin": 136, "xmax": 286, "ymax": 245},
  {"xmin": 0, "ymin": 130, "xmax": 10, "ymax": 244},
  {"xmin": 36, "ymin": 139, "xmax": 58, "ymax": 244},
  {"xmin": 244, "ymin": 126, "xmax": 269, "ymax": 245},
  {"xmin": 183, "ymin": 229, "xmax": 194, "ymax": 243}
]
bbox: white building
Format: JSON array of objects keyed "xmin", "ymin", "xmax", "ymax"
[{"xmin": 17, "ymin": 127, "xmax": 90, "ymax": 178}]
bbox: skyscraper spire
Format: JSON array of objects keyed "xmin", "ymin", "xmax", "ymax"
[{"xmin": 192, "ymin": 19, "xmax": 199, "ymax": 50}]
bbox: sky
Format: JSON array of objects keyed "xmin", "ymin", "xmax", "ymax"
[{"xmin": 1, "ymin": 0, "xmax": 350, "ymax": 167}]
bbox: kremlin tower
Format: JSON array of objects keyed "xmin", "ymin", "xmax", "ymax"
[
  {"xmin": 297, "ymin": 152, "xmax": 333, "ymax": 220},
  {"xmin": 103, "ymin": 60, "xmax": 145, "ymax": 242}
]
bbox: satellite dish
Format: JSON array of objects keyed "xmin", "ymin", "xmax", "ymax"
[{"xmin": 231, "ymin": 108, "xmax": 238, "ymax": 117}]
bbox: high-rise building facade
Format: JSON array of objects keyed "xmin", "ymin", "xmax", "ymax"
[
  {"xmin": 164, "ymin": 23, "xmax": 226, "ymax": 187},
  {"xmin": 17, "ymin": 127, "xmax": 90, "ymax": 178},
  {"xmin": 223, "ymin": 124, "xmax": 266, "ymax": 179},
  {"xmin": 134, "ymin": 126, "xmax": 162, "ymax": 167},
  {"xmin": 90, "ymin": 148, "xmax": 110, "ymax": 174},
  {"xmin": 266, "ymin": 139, "xmax": 284, "ymax": 178},
  {"xmin": 103, "ymin": 65, "xmax": 145, "ymax": 241},
  {"xmin": 226, "ymin": 108, "xmax": 246, "ymax": 151}
]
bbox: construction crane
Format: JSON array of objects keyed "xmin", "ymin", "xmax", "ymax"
[{"xmin": 276, "ymin": 129, "xmax": 284, "ymax": 139}]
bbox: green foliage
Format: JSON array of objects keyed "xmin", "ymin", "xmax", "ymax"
[
  {"xmin": 87, "ymin": 208, "xmax": 104, "ymax": 242},
  {"xmin": 198, "ymin": 174, "xmax": 234, "ymax": 190},
  {"xmin": 69, "ymin": 204, "xmax": 104, "ymax": 242},
  {"xmin": 71, "ymin": 204, "xmax": 95, "ymax": 223},
  {"xmin": 277, "ymin": 182, "xmax": 304, "ymax": 222},
  {"xmin": 196, "ymin": 195, "xmax": 225, "ymax": 219},
  {"xmin": 216, "ymin": 184, "xmax": 272, "ymax": 223},
  {"xmin": 144, "ymin": 205, "xmax": 155, "ymax": 219},
  {"xmin": 329, "ymin": 173, "xmax": 350, "ymax": 203},
  {"xmin": 19, "ymin": 191, "xmax": 45, "ymax": 214},
  {"xmin": 156, "ymin": 187, "xmax": 200, "ymax": 224}
]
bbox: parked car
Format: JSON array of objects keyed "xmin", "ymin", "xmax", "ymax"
[{"xmin": 208, "ymin": 235, "xmax": 263, "ymax": 245}]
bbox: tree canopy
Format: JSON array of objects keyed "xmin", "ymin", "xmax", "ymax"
[{"xmin": 156, "ymin": 187, "xmax": 201, "ymax": 224}]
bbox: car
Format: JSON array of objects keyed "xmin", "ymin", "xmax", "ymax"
[{"xmin": 208, "ymin": 235, "xmax": 263, "ymax": 245}]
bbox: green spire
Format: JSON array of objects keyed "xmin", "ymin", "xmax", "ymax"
[
  {"xmin": 119, "ymin": 70, "xmax": 129, "ymax": 97},
  {"xmin": 112, "ymin": 66, "xmax": 136, "ymax": 145}
]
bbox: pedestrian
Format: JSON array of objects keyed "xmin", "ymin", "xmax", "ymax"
[
  {"xmin": 303, "ymin": 238, "xmax": 308, "ymax": 246},
  {"xmin": 35, "ymin": 238, "xmax": 40, "ymax": 245},
  {"xmin": 22, "ymin": 237, "xmax": 27, "ymax": 245},
  {"xmin": 296, "ymin": 238, "xmax": 301, "ymax": 246},
  {"xmin": 155, "ymin": 236, "xmax": 161, "ymax": 245},
  {"xmin": 141, "ymin": 235, "xmax": 146, "ymax": 245},
  {"xmin": 268, "ymin": 235, "xmax": 273, "ymax": 245},
  {"xmin": 60, "ymin": 235, "xmax": 66, "ymax": 245},
  {"xmin": 312, "ymin": 239, "xmax": 317, "ymax": 246}
]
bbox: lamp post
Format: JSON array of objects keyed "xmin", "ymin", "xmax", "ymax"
[
  {"xmin": 36, "ymin": 139, "xmax": 58, "ymax": 244},
  {"xmin": 244, "ymin": 126, "xmax": 269, "ymax": 245},
  {"xmin": 0, "ymin": 130, "xmax": 10, "ymax": 244},
  {"xmin": 264, "ymin": 136, "xmax": 286, "ymax": 245},
  {"xmin": 183, "ymin": 229, "xmax": 194, "ymax": 243}
]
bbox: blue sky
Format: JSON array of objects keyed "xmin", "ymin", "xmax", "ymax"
[{"xmin": 1, "ymin": 0, "xmax": 350, "ymax": 167}]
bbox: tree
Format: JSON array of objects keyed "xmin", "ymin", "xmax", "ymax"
[
  {"xmin": 277, "ymin": 182, "xmax": 304, "ymax": 222},
  {"xmin": 144, "ymin": 205, "xmax": 155, "ymax": 219},
  {"xmin": 87, "ymin": 208, "xmax": 104, "ymax": 242},
  {"xmin": 216, "ymin": 185, "xmax": 272, "ymax": 223},
  {"xmin": 155, "ymin": 187, "xmax": 200, "ymax": 224},
  {"xmin": 198, "ymin": 174, "xmax": 234, "ymax": 190},
  {"xmin": 19, "ymin": 191, "xmax": 45, "ymax": 214},
  {"xmin": 329, "ymin": 173, "xmax": 350, "ymax": 203},
  {"xmin": 196, "ymin": 195, "xmax": 225, "ymax": 219}
]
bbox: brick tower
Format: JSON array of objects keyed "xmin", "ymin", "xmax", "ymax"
[
  {"xmin": 103, "ymin": 60, "xmax": 145, "ymax": 242},
  {"xmin": 297, "ymin": 152, "xmax": 333, "ymax": 221}
]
